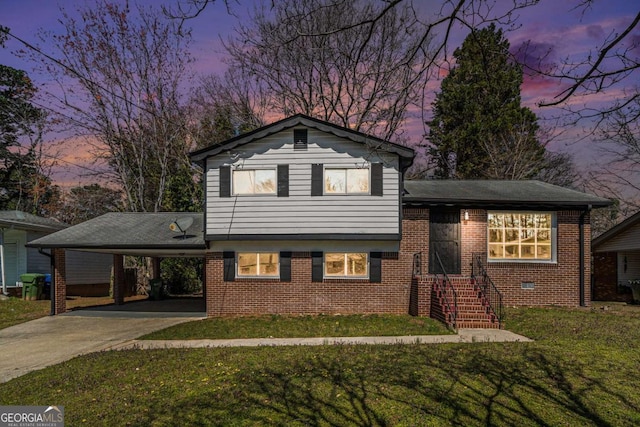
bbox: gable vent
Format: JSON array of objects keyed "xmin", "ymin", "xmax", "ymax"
[{"xmin": 293, "ymin": 129, "xmax": 308, "ymax": 150}]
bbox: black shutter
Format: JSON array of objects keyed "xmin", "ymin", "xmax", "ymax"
[
  {"xmin": 370, "ymin": 252, "xmax": 382, "ymax": 283},
  {"xmin": 219, "ymin": 166, "xmax": 231, "ymax": 198},
  {"xmin": 277, "ymin": 164, "xmax": 289, "ymax": 197},
  {"xmin": 223, "ymin": 251, "xmax": 235, "ymax": 282},
  {"xmin": 311, "ymin": 164, "xmax": 323, "ymax": 196},
  {"xmin": 371, "ymin": 163, "xmax": 383, "ymax": 196},
  {"xmin": 280, "ymin": 251, "xmax": 291, "ymax": 282},
  {"xmin": 312, "ymin": 251, "xmax": 323, "ymax": 282}
]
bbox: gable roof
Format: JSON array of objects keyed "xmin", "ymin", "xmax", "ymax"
[
  {"xmin": 403, "ymin": 180, "xmax": 612, "ymax": 209},
  {"xmin": 189, "ymin": 114, "xmax": 415, "ymax": 171},
  {"xmin": 26, "ymin": 212, "xmax": 205, "ymax": 257},
  {"xmin": 592, "ymin": 210, "xmax": 640, "ymax": 250},
  {"xmin": 0, "ymin": 210, "xmax": 68, "ymax": 233}
]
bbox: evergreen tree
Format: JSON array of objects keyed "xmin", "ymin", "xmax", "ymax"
[{"xmin": 427, "ymin": 24, "xmax": 545, "ymax": 180}]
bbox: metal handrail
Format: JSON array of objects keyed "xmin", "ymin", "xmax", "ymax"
[
  {"xmin": 471, "ymin": 252, "xmax": 504, "ymax": 325},
  {"xmin": 433, "ymin": 251, "xmax": 458, "ymax": 329}
]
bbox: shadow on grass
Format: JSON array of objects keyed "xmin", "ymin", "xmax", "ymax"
[{"xmin": 137, "ymin": 345, "xmax": 638, "ymax": 426}]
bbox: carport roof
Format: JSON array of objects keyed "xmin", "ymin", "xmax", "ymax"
[
  {"xmin": 26, "ymin": 212, "xmax": 205, "ymax": 257},
  {"xmin": 403, "ymin": 180, "xmax": 612, "ymax": 209}
]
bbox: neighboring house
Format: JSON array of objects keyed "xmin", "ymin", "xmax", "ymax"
[
  {"xmin": 591, "ymin": 210, "xmax": 640, "ymax": 302},
  {"xmin": 28, "ymin": 115, "xmax": 611, "ymax": 328},
  {"xmin": 0, "ymin": 211, "xmax": 112, "ymax": 297}
]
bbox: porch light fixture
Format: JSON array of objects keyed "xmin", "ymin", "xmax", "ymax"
[{"xmin": 464, "ymin": 210, "xmax": 469, "ymax": 221}]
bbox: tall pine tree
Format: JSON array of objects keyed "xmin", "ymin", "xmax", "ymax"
[{"xmin": 427, "ymin": 24, "xmax": 545, "ymax": 180}]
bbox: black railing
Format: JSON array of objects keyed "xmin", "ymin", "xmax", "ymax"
[
  {"xmin": 471, "ymin": 252, "xmax": 504, "ymax": 326},
  {"xmin": 412, "ymin": 252, "xmax": 422, "ymax": 277},
  {"xmin": 433, "ymin": 251, "xmax": 458, "ymax": 330}
]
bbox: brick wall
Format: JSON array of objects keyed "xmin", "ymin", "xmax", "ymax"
[
  {"xmin": 458, "ymin": 209, "xmax": 592, "ymax": 307},
  {"xmin": 53, "ymin": 249, "xmax": 66, "ymax": 315},
  {"xmin": 203, "ymin": 208, "xmax": 593, "ymax": 316}
]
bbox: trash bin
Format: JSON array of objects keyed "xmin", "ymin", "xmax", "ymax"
[
  {"xmin": 21, "ymin": 274, "xmax": 45, "ymax": 301},
  {"xmin": 149, "ymin": 278, "xmax": 163, "ymax": 301},
  {"xmin": 42, "ymin": 274, "xmax": 52, "ymax": 300}
]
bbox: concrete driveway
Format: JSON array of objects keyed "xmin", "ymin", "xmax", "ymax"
[{"xmin": 0, "ymin": 309, "xmax": 204, "ymax": 383}]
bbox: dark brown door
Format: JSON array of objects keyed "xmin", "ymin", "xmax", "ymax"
[{"xmin": 429, "ymin": 209, "xmax": 461, "ymax": 274}]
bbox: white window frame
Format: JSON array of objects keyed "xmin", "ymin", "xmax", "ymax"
[
  {"xmin": 232, "ymin": 168, "xmax": 277, "ymax": 195},
  {"xmin": 236, "ymin": 252, "xmax": 280, "ymax": 278},
  {"xmin": 324, "ymin": 167, "xmax": 370, "ymax": 195},
  {"xmin": 324, "ymin": 252, "xmax": 369, "ymax": 278},
  {"xmin": 487, "ymin": 211, "xmax": 557, "ymax": 263}
]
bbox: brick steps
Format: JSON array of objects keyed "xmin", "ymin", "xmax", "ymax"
[{"xmin": 428, "ymin": 277, "xmax": 503, "ymax": 330}]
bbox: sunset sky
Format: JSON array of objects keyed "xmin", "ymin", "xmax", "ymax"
[{"xmin": 1, "ymin": 0, "xmax": 639, "ymax": 187}]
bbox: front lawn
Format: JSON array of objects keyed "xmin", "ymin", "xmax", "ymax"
[
  {"xmin": 141, "ymin": 313, "xmax": 452, "ymax": 340},
  {"xmin": 1, "ymin": 304, "xmax": 640, "ymax": 425}
]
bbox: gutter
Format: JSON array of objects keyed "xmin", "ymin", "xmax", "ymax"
[
  {"xmin": 0, "ymin": 228, "xmax": 6, "ymax": 295},
  {"xmin": 579, "ymin": 206, "xmax": 591, "ymax": 307},
  {"xmin": 38, "ymin": 248, "xmax": 55, "ymax": 316}
]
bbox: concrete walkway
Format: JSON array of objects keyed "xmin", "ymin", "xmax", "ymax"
[
  {"xmin": 116, "ymin": 329, "xmax": 532, "ymax": 350},
  {"xmin": 1, "ymin": 310, "xmax": 531, "ymax": 384}
]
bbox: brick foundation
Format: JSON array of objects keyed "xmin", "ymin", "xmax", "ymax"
[{"xmin": 53, "ymin": 249, "xmax": 66, "ymax": 315}]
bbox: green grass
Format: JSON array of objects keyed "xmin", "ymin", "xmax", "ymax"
[
  {"xmin": 141, "ymin": 314, "xmax": 453, "ymax": 340},
  {"xmin": 2, "ymin": 304, "xmax": 640, "ymax": 426}
]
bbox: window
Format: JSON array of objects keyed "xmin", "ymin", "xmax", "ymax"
[
  {"xmin": 237, "ymin": 252, "xmax": 279, "ymax": 277},
  {"xmin": 488, "ymin": 212, "xmax": 554, "ymax": 261},
  {"xmin": 325, "ymin": 168, "xmax": 369, "ymax": 194},
  {"xmin": 233, "ymin": 169, "xmax": 276, "ymax": 195},
  {"xmin": 324, "ymin": 253, "xmax": 368, "ymax": 277}
]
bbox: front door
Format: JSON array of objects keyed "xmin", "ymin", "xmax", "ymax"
[{"xmin": 429, "ymin": 209, "xmax": 461, "ymax": 274}]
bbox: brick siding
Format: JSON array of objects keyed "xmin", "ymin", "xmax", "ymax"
[{"xmin": 204, "ymin": 208, "xmax": 593, "ymax": 316}]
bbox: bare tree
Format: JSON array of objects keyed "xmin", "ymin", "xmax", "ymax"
[
  {"xmin": 189, "ymin": 69, "xmax": 267, "ymax": 148},
  {"xmin": 35, "ymin": 1, "xmax": 194, "ymax": 212},
  {"xmin": 223, "ymin": 0, "xmax": 433, "ymax": 141}
]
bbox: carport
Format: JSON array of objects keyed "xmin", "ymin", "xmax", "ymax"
[{"xmin": 26, "ymin": 212, "xmax": 206, "ymax": 315}]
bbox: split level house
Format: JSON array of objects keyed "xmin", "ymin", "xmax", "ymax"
[{"xmin": 29, "ymin": 115, "xmax": 611, "ymax": 328}]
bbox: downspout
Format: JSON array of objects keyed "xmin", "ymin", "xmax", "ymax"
[
  {"xmin": 38, "ymin": 248, "xmax": 55, "ymax": 316},
  {"xmin": 579, "ymin": 206, "xmax": 591, "ymax": 307},
  {"xmin": 1, "ymin": 228, "xmax": 6, "ymax": 295}
]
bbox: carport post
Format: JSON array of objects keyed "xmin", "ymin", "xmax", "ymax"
[
  {"xmin": 52, "ymin": 249, "xmax": 67, "ymax": 314},
  {"xmin": 113, "ymin": 254, "xmax": 125, "ymax": 305}
]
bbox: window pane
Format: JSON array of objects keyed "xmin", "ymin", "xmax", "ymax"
[
  {"xmin": 258, "ymin": 252, "xmax": 279, "ymax": 276},
  {"xmin": 537, "ymin": 230, "xmax": 550, "ymax": 243},
  {"xmin": 489, "ymin": 244, "xmax": 504, "ymax": 258},
  {"xmin": 233, "ymin": 170, "xmax": 253, "ymax": 194},
  {"xmin": 488, "ymin": 213, "xmax": 502, "ymax": 227},
  {"xmin": 537, "ymin": 245, "xmax": 552, "ymax": 259},
  {"xmin": 325, "ymin": 170, "xmax": 346, "ymax": 193},
  {"xmin": 347, "ymin": 253, "xmax": 368, "ymax": 276},
  {"xmin": 521, "ymin": 245, "xmax": 536, "ymax": 258},
  {"xmin": 325, "ymin": 253, "xmax": 345, "ymax": 275},
  {"xmin": 238, "ymin": 253, "xmax": 257, "ymax": 276},
  {"xmin": 488, "ymin": 229, "xmax": 503, "ymax": 243},
  {"xmin": 505, "ymin": 245, "xmax": 519, "ymax": 258},
  {"xmin": 255, "ymin": 170, "xmax": 276, "ymax": 194},
  {"xmin": 347, "ymin": 169, "xmax": 369, "ymax": 193},
  {"xmin": 536, "ymin": 214, "xmax": 551, "ymax": 228},
  {"xmin": 505, "ymin": 229, "xmax": 519, "ymax": 243}
]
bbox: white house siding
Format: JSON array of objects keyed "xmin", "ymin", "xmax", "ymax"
[
  {"xmin": 2, "ymin": 229, "xmax": 27, "ymax": 286},
  {"xmin": 26, "ymin": 231, "xmax": 52, "ymax": 275},
  {"xmin": 205, "ymin": 129, "xmax": 401, "ymax": 238},
  {"xmin": 65, "ymin": 251, "xmax": 112, "ymax": 285},
  {"xmin": 618, "ymin": 251, "xmax": 640, "ymax": 284},
  {"xmin": 208, "ymin": 240, "xmax": 400, "ymax": 253},
  {"xmin": 596, "ymin": 222, "xmax": 640, "ymax": 252}
]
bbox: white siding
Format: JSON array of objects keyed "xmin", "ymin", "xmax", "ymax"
[
  {"xmin": 618, "ymin": 251, "xmax": 640, "ymax": 285},
  {"xmin": 205, "ymin": 129, "xmax": 402, "ymax": 238},
  {"xmin": 2, "ymin": 229, "xmax": 27, "ymax": 286},
  {"xmin": 597, "ymin": 222, "xmax": 640, "ymax": 252},
  {"xmin": 26, "ymin": 231, "xmax": 52, "ymax": 274},
  {"xmin": 65, "ymin": 251, "xmax": 112, "ymax": 285}
]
